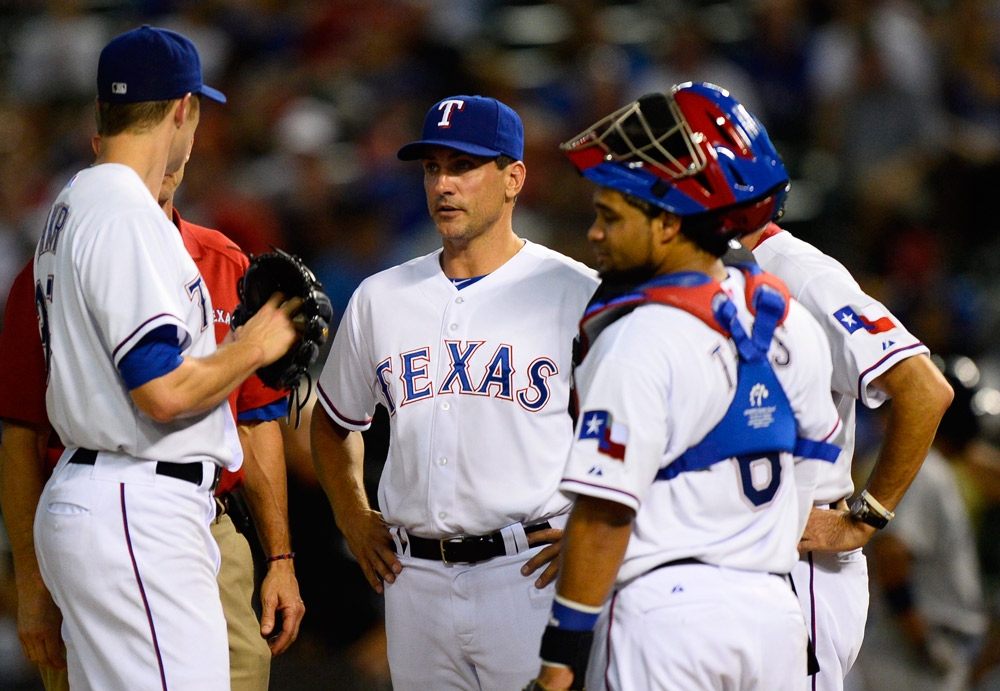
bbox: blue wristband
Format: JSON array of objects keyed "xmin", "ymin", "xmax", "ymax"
[{"xmin": 549, "ymin": 595, "xmax": 601, "ymax": 632}]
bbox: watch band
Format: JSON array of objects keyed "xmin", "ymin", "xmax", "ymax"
[{"xmin": 850, "ymin": 489, "xmax": 895, "ymax": 529}]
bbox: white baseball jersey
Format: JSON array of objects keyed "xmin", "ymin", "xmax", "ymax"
[
  {"xmin": 751, "ymin": 225, "xmax": 928, "ymax": 691},
  {"xmin": 34, "ymin": 163, "xmax": 240, "ymax": 468},
  {"xmin": 32, "ymin": 162, "xmax": 235, "ymax": 690},
  {"xmin": 563, "ymin": 266, "xmax": 842, "ymax": 582},
  {"xmin": 751, "ymin": 225, "xmax": 928, "ymax": 505},
  {"xmin": 316, "ymin": 239, "xmax": 599, "ymax": 536}
]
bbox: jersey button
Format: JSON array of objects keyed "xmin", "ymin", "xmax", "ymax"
[
  {"xmin": 438, "ymin": 512, "xmax": 447, "ymax": 520},
  {"xmin": 449, "ymin": 323, "xmax": 458, "ymax": 331},
  {"xmin": 455, "ymin": 297, "xmax": 464, "ymax": 304},
  {"xmin": 438, "ymin": 457, "xmax": 448, "ymax": 466},
  {"xmin": 441, "ymin": 401, "xmax": 450, "ymax": 410}
]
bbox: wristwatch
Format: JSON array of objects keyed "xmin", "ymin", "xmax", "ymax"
[{"xmin": 849, "ymin": 489, "xmax": 895, "ymax": 529}]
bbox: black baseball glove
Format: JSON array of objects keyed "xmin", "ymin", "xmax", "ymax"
[{"xmin": 231, "ymin": 248, "xmax": 333, "ymax": 424}]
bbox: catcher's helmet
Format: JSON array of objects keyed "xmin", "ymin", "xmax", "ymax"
[{"xmin": 560, "ymin": 82, "xmax": 789, "ymax": 238}]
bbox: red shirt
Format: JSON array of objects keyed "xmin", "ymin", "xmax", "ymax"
[{"xmin": 0, "ymin": 210, "xmax": 286, "ymax": 494}]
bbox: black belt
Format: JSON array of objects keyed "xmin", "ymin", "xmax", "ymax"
[
  {"xmin": 215, "ymin": 490, "xmax": 254, "ymax": 535},
  {"xmin": 648, "ymin": 557, "xmax": 705, "ymax": 573},
  {"xmin": 69, "ymin": 448, "xmax": 222, "ymax": 492},
  {"xmin": 649, "ymin": 557, "xmax": 785, "ymax": 579},
  {"xmin": 406, "ymin": 521, "xmax": 552, "ymax": 565}
]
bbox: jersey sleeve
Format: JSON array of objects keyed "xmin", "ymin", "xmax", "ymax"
[
  {"xmin": 82, "ymin": 213, "xmax": 193, "ymax": 366},
  {"xmin": 0, "ymin": 261, "xmax": 47, "ymax": 425},
  {"xmin": 315, "ymin": 289, "xmax": 377, "ymax": 430},
  {"xmin": 795, "ymin": 265, "xmax": 927, "ymax": 409},
  {"xmin": 562, "ymin": 357, "xmax": 668, "ymax": 512},
  {"xmin": 561, "ymin": 311, "xmax": 719, "ymax": 512}
]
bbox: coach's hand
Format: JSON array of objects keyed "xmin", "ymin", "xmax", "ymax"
[
  {"xmin": 259, "ymin": 558, "xmax": 305, "ymax": 655},
  {"xmin": 520, "ymin": 526, "xmax": 564, "ymax": 588},
  {"xmin": 798, "ymin": 504, "xmax": 876, "ymax": 553},
  {"xmin": 341, "ymin": 508, "xmax": 402, "ymax": 594}
]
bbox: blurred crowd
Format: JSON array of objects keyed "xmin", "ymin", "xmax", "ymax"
[{"xmin": 3, "ymin": 0, "xmax": 1000, "ymax": 688}]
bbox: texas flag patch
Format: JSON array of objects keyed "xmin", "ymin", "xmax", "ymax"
[
  {"xmin": 579, "ymin": 410, "xmax": 628, "ymax": 461},
  {"xmin": 834, "ymin": 305, "xmax": 896, "ymax": 335}
]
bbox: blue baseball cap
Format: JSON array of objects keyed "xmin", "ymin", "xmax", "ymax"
[
  {"xmin": 397, "ymin": 95, "xmax": 524, "ymax": 161},
  {"xmin": 97, "ymin": 25, "xmax": 226, "ymax": 104}
]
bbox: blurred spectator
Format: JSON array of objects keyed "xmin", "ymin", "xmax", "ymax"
[
  {"xmin": 852, "ymin": 355, "xmax": 992, "ymax": 690},
  {"xmin": 627, "ymin": 5, "xmax": 765, "ymax": 116},
  {"xmin": 5, "ymin": 2, "xmax": 113, "ymax": 105}
]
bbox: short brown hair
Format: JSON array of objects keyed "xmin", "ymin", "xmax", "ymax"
[
  {"xmin": 622, "ymin": 193, "xmax": 663, "ymax": 220},
  {"xmin": 495, "ymin": 154, "xmax": 516, "ymax": 170},
  {"xmin": 95, "ymin": 94, "xmax": 199, "ymax": 137}
]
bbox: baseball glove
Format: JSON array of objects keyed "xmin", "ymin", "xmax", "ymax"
[{"xmin": 232, "ymin": 248, "xmax": 333, "ymax": 424}]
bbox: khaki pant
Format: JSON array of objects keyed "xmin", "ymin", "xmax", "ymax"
[
  {"xmin": 213, "ymin": 511, "xmax": 272, "ymax": 691},
  {"xmin": 39, "ymin": 511, "xmax": 269, "ymax": 691},
  {"xmin": 38, "ymin": 665, "xmax": 68, "ymax": 691}
]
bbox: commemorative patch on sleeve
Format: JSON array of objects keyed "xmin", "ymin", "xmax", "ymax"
[
  {"xmin": 833, "ymin": 305, "xmax": 896, "ymax": 335},
  {"xmin": 579, "ymin": 409, "xmax": 628, "ymax": 461}
]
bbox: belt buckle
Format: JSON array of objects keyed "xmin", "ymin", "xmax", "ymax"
[{"xmin": 439, "ymin": 536, "xmax": 468, "ymax": 566}]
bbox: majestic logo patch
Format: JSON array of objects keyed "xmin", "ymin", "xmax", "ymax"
[
  {"xmin": 579, "ymin": 410, "xmax": 628, "ymax": 461},
  {"xmin": 112, "ymin": 82, "xmax": 127, "ymax": 95},
  {"xmin": 745, "ymin": 383, "xmax": 776, "ymax": 429},
  {"xmin": 834, "ymin": 305, "xmax": 896, "ymax": 335}
]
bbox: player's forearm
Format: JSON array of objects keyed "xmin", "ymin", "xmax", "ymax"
[
  {"xmin": 864, "ymin": 354, "xmax": 954, "ymax": 509},
  {"xmin": 238, "ymin": 420, "xmax": 293, "ymax": 557},
  {"xmin": 0, "ymin": 421, "xmax": 49, "ymax": 586},
  {"xmin": 310, "ymin": 406, "xmax": 370, "ymax": 529},
  {"xmin": 556, "ymin": 495, "xmax": 633, "ymax": 608},
  {"xmin": 130, "ymin": 339, "xmax": 267, "ymax": 422}
]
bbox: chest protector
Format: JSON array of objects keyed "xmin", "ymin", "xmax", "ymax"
[{"xmin": 576, "ymin": 264, "xmax": 834, "ymax": 478}]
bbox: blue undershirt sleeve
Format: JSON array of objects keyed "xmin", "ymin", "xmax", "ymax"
[
  {"xmin": 118, "ymin": 324, "xmax": 184, "ymax": 390},
  {"xmin": 237, "ymin": 398, "xmax": 288, "ymax": 422}
]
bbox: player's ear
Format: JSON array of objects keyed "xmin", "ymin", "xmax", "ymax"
[
  {"xmin": 653, "ymin": 211, "xmax": 681, "ymax": 244},
  {"xmin": 173, "ymin": 93, "xmax": 196, "ymax": 128},
  {"xmin": 504, "ymin": 160, "xmax": 526, "ymax": 201}
]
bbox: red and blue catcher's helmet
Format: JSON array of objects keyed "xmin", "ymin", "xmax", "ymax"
[{"xmin": 561, "ymin": 82, "xmax": 790, "ymax": 238}]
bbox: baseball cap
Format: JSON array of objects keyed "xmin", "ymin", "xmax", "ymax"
[
  {"xmin": 97, "ymin": 25, "xmax": 226, "ymax": 104},
  {"xmin": 397, "ymin": 95, "xmax": 523, "ymax": 161}
]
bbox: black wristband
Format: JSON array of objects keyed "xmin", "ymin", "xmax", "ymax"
[{"xmin": 539, "ymin": 626, "xmax": 593, "ymax": 689}]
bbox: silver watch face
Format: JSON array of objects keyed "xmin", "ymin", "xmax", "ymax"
[{"xmin": 851, "ymin": 497, "xmax": 888, "ymax": 528}]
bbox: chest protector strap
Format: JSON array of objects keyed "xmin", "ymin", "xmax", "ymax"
[
  {"xmin": 657, "ymin": 290, "xmax": 796, "ymax": 480},
  {"xmin": 576, "ymin": 264, "xmax": 825, "ymax": 480}
]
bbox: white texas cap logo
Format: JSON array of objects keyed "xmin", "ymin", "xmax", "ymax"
[{"xmin": 435, "ymin": 99, "xmax": 466, "ymax": 128}]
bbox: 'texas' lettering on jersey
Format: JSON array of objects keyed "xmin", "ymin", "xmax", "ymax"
[{"xmin": 375, "ymin": 340, "xmax": 558, "ymax": 414}]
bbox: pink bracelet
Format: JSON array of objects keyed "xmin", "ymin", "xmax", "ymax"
[{"xmin": 266, "ymin": 552, "xmax": 295, "ymax": 563}]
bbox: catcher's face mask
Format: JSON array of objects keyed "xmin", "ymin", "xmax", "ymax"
[{"xmin": 560, "ymin": 82, "xmax": 790, "ymax": 236}]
